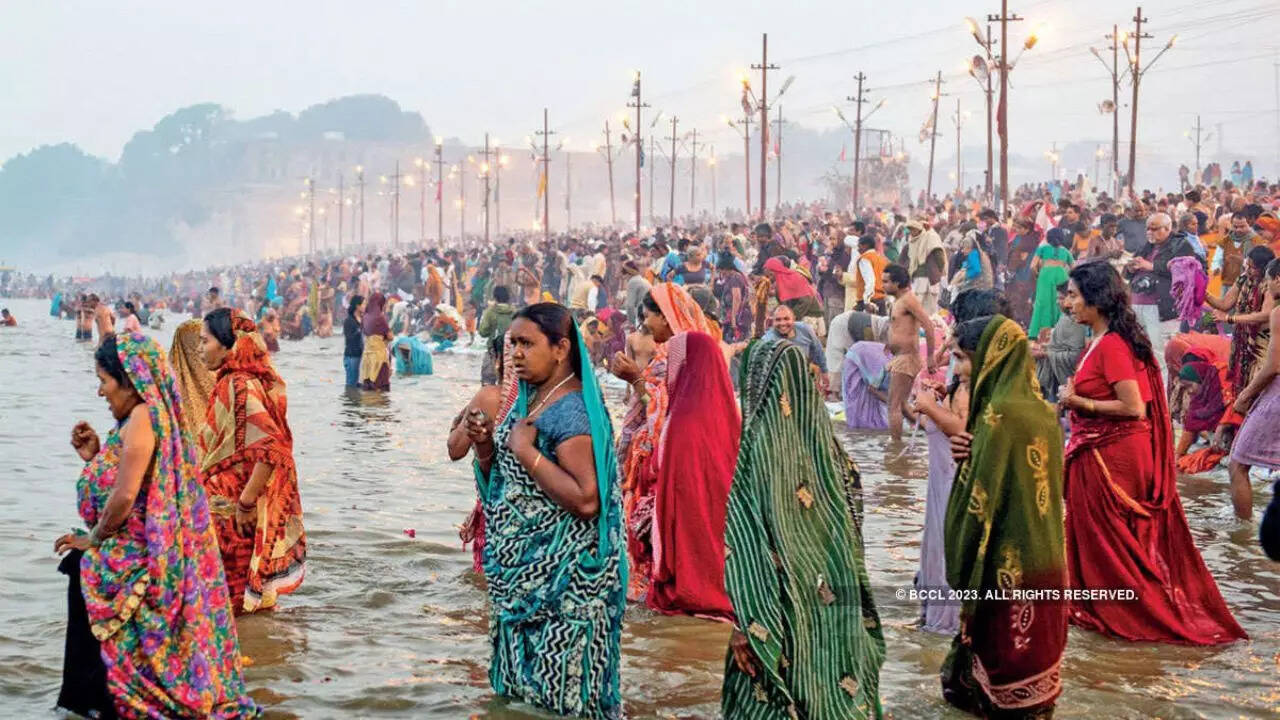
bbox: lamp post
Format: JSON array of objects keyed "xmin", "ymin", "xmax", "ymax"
[{"xmin": 833, "ymin": 93, "xmax": 885, "ymax": 213}]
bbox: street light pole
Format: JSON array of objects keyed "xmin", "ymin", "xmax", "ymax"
[
  {"xmin": 627, "ymin": 72, "xmax": 649, "ymax": 233},
  {"xmin": 848, "ymin": 72, "xmax": 867, "ymax": 213},
  {"xmin": 773, "ymin": 107, "xmax": 784, "ymax": 213},
  {"xmin": 603, "ymin": 121, "xmax": 617, "ymax": 226},
  {"xmin": 751, "ymin": 33, "xmax": 779, "ymax": 221},
  {"xmin": 668, "ymin": 115, "xmax": 679, "ymax": 225},
  {"xmin": 988, "ymin": 0, "xmax": 1023, "ymax": 216},
  {"xmin": 926, "ymin": 71, "xmax": 944, "ymax": 205}
]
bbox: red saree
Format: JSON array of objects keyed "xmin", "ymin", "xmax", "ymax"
[
  {"xmin": 1065, "ymin": 334, "xmax": 1246, "ymax": 645},
  {"xmin": 200, "ymin": 311, "xmax": 306, "ymax": 613},
  {"xmin": 648, "ymin": 332, "xmax": 738, "ymax": 620}
]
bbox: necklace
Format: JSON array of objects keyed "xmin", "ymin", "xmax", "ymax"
[{"xmin": 529, "ymin": 373, "xmax": 575, "ymax": 418}]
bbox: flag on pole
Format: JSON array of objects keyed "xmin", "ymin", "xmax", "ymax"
[
  {"xmin": 435, "ymin": 180, "xmax": 442, "ymax": 202},
  {"xmin": 774, "ymin": 139, "xmax": 780, "ymax": 158},
  {"xmin": 839, "ymin": 145, "xmax": 846, "ymax": 162},
  {"xmin": 536, "ymin": 170, "xmax": 547, "ymax": 198}
]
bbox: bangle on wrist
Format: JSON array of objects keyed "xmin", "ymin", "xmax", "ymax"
[
  {"xmin": 528, "ymin": 451, "xmax": 543, "ymax": 474},
  {"xmin": 237, "ymin": 497, "xmax": 256, "ymax": 512}
]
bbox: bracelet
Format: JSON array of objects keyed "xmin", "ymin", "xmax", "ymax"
[
  {"xmin": 88, "ymin": 526, "xmax": 105, "ymax": 546},
  {"xmin": 1087, "ymin": 398, "xmax": 1096, "ymax": 413},
  {"xmin": 1226, "ymin": 315, "xmax": 1235, "ymax": 324},
  {"xmin": 529, "ymin": 452, "xmax": 543, "ymax": 474}
]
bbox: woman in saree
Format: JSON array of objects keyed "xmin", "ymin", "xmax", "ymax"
[
  {"xmin": 713, "ymin": 250, "xmax": 753, "ymax": 342},
  {"xmin": 359, "ymin": 292, "xmax": 393, "ymax": 391},
  {"xmin": 1058, "ymin": 261, "xmax": 1246, "ymax": 644},
  {"xmin": 388, "ymin": 334, "xmax": 434, "ymax": 376},
  {"xmin": 1003, "ymin": 216, "xmax": 1041, "ymax": 327},
  {"xmin": 1205, "ymin": 245, "xmax": 1276, "ymax": 399},
  {"xmin": 841, "ymin": 341, "xmax": 890, "ymax": 430},
  {"xmin": 942, "ymin": 316, "xmax": 1067, "ymax": 719},
  {"xmin": 199, "ymin": 308, "xmax": 307, "ymax": 614},
  {"xmin": 315, "ymin": 282, "xmax": 335, "ymax": 338},
  {"xmin": 463, "ymin": 303, "xmax": 625, "ymax": 719},
  {"xmin": 168, "ymin": 318, "xmax": 215, "ymax": 453},
  {"xmin": 722, "ymin": 339, "xmax": 885, "ymax": 720},
  {"xmin": 1230, "ymin": 259, "xmax": 1280, "ymax": 520},
  {"xmin": 608, "ymin": 283, "xmax": 718, "ymax": 601},
  {"xmin": 648, "ymin": 330, "xmax": 738, "ymax": 619},
  {"xmin": 54, "ymin": 332, "xmax": 260, "ymax": 719}
]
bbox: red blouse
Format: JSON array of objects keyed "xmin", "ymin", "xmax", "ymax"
[{"xmin": 1073, "ymin": 332, "xmax": 1153, "ymax": 403}]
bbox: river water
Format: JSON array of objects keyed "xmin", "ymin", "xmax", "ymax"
[{"xmin": 1, "ymin": 296, "xmax": 1276, "ymax": 719}]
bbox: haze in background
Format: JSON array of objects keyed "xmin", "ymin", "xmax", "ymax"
[{"xmin": 2, "ymin": 0, "xmax": 1277, "ymax": 272}]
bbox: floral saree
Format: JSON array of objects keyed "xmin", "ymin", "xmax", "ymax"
[{"xmin": 69, "ymin": 332, "xmax": 259, "ymax": 718}]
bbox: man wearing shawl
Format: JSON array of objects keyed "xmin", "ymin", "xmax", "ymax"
[
  {"xmin": 722, "ymin": 339, "xmax": 885, "ymax": 719},
  {"xmin": 200, "ymin": 310, "xmax": 306, "ymax": 614},
  {"xmin": 942, "ymin": 316, "xmax": 1067, "ymax": 719},
  {"xmin": 905, "ymin": 221, "xmax": 946, "ymax": 315},
  {"xmin": 57, "ymin": 332, "xmax": 260, "ymax": 719}
]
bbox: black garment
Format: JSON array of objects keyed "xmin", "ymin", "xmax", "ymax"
[
  {"xmin": 343, "ymin": 315, "xmax": 364, "ymax": 358},
  {"xmin": 750, "ymin": 240, "xmax": 789, "ymax": 276},
  {"xmin": 819, "ymin": 245, "xmax": 850, "ymax": 301},
  {"xmin": 1262, "ymin": 479, "xmax": 1280, "ymax": 562},
  {"xmin": 1117, "ymin": 218, "xmax": 1148, "ymax": 254},
  {"xmin": 58, "ymin": 550, "xmax": 117, "ymax": 720},
  {"xmin": 1127, "ymin": 232, "xmax": 1201, "ymax": 321},
  {"xmin": 987, "ymin": 225, "xmax": 1010, "ymax": 268}
]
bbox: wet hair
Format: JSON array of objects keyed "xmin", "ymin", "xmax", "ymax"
[
  {"xmin": 512, "ymin": 302, "xmax": 583, "ymax": 379},
  {"xmin": 94, "ymin": 334, "xmax": 129, "ymax": 387},
  {"xmin": 124, "ymin": 301, "xmax": 136, "ymax": 315},
  {"xmin": 1067, "ymin": 260, "xmax": 1155, "ymax": 367},
  {"xmin": 203, "ymin": 307, "xmax": 236, "ymax": 349},
  {"xmin": 641, "ymin": 290, "xmax": 662, "ymax": 317},
  {"xmin": 951, "ymin": 289, "xmax": 1000, "ymax": 324},
  {"xmin": 715, "ymin": 250, "xmax": 738, "ymax": 270},
  {"xmin": 347, "ymin": 294, "xmax": 364, "ymax": 318},
  {"xmin": 493, "ymin": 285, "xmax": 511, "ymax": 304},
  {"xmin": 1246, "ymin": 245, "xmax": 1275, "ymax": 274},
  {"xmin": 1266, "ymin": 258, "xmax": 1280, "ymax": 280},
  {"xmin": 883, "ymin": 264, "xmax": 910, "ymax": 288},
  {"xmin": 955, "ymin": 316, "xmax": 991, "ymax": 354}
]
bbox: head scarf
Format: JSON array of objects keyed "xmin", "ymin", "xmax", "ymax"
[
  {"xmin": 388, "ymin": 335, "xmax": 434, "ymax": 375},
  {"xmin": 167, "ymin": 319, "xmax": 214, "ymax": 451},
  {"xmin": 361, "ymin": 292, "xmax": 390, "ymax": 337},
  {"xmin": 78, "ymin": 332, "xmax": 259, "ymax": 717},
  {"xmin": 650, "ymin": 282, "xmax": 717, "ymax": 339},
  {"xmin": 942, "ymin": 316, "xmax": 1067, "ymax": 714},
  {"xmin": 723, "ymin": 339, "xmax": 885, "ymax": 717},
  {"xmin": 762, "ymin": 256, "xmax": 817, "ymax": 303}
]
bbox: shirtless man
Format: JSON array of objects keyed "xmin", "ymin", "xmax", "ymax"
[
  {"xmin": 90, "ymin": 294, "xmax": 115, "ymax": 344},
  {"xmin": 74, "ymin": 294, "xmax": 94, "ymax": 341},
  {"xmin": 881, "ymin": 264, "xmax": 937, "ymax": 441}
]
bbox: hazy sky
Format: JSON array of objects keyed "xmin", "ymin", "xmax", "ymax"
[{"xmin": 5, "ymin": 0, "xmax": 1279, "ymax": 181}]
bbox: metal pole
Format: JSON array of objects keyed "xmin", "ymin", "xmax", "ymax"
[
  {"xmin": 604, "ymin": 121, "xmax": 617, "ymax": 226},
  {"xmin": 337, "ymin": 173, "xmax": 344, "ymax": 253},
  {"xmin": 435, "ymin": 143, "xmax": 444, "ymax": 244},
  {"xmin": 985, "ymin": 24, "xmax": 995, "ymax": 202},
  {"xmin": 668, "ymin": 116, "xmax": 678, "ymax": 224},
  {"xmin": 1112, "ymin": 25, "xmax": 1121, "ymax": 198},
  {"xmin": 649, "ymin": 136, "xmax": 656, "ymax": 226},
  {"xmin": 689, "ymin": 128, "xmax": 698, "ymax": 217},
  {"xmin": 744, "ymin": 117, "xmax": 752, "ymax": 219},
  {"xmin": 851, "ymin": 72, "xmax": 866, "ymax": 213},
  {"xmin": 1127, "ymin": 7, "xmax": 1146, "ymax": 197},
  {"xmin": 543, "ymin": 108, "xmax": 550, "ymax": 242},
  {"xmin": 751, "ymin": 33, "xmax": 778, "ymax": 220},
  {"xmin": 629, "ymin": 72, "xmax": 646, "ymax": 233},
  {"xmin": 926, "ymin": 71, "xmax": 942, "ymax": 204},
  {"xmin": 774, "ymin": 106, "xmax": 783, "ymax": 212}
]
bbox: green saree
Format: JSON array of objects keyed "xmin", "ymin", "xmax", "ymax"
[
  {"xmin": 722, "ymin": 340, "xmax": 885, "ymax": 719},
  {"xmin": 941, "ymin": 316, "xmax": 1067, "ymax": 718}
]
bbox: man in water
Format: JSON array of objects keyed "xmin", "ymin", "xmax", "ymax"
[
  {"xmin": 881, "ymin": 263, "xmax": 937, "ymax": 441},
  {"xmin": 90, "ymin": 294, "xmax": 115, "ymax": 344},
  {"xmin": 0, "ymin": 308, "xmax": 15, "ymax": 326}
]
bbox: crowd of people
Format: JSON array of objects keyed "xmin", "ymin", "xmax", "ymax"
[{"xmin": 29, "ymin": 172, "xmax": 1280, "ymax": 719}]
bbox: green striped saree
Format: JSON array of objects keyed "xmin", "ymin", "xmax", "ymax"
[{"xmin": 722, "ymin": 340, "xmax": 885, "ymax": 719}]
